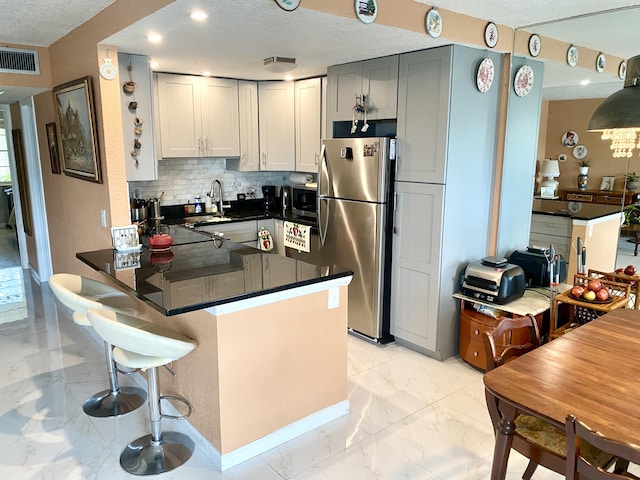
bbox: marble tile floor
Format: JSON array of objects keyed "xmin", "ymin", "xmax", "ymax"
[{"xmin": 0, "ymin": 267, "xmax": 569, "ymax": 480}]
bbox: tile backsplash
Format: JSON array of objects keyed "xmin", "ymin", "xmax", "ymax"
[{"xmin": 128, "ymin": 158, "xmax": 310, "ymax": 204}]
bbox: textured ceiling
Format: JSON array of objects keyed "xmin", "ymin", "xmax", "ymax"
[{"xmin": 1, "ymin": 0, "xmax": 640, "ymax": 103}]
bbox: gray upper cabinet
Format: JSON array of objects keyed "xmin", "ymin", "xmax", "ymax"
[
  {"xmin": 396, "ymin": 48, "xmax": 451, "ymax": 184},
  {"xmin": 237, "ymin": 80, "xmax": 260, "ymax": 171},
  {"xmin": 326, "ymin": 55, "xmax": 399, "ymax": 127}
]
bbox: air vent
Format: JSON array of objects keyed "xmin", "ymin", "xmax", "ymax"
[{"xmin": 0, "ymin": 47, "xmax": 39, "ymax": 75}]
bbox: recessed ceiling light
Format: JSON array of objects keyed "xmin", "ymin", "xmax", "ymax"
[
  {"xmin": 202, "ymin": 71, "xmax": 211, "ymax": 77},
  {"xmin": 284, "ymin": 75, "xmax": 294, "ymax": 81},
  {"xmin": 580, "ymin": 79, "xmax": 591, "ymax": 86},
  {"xmin": 147, "ymin": 33, "xmax": 162, "ymax": 43},
  {"xmin": 191, "ymin": 10, "xmax": 208, "ymax": 21},
  {"xmin": 0, "ymin": 91, "xmax": 4, "ymax": 96},
  {"xmin": 150, "ymin": 61, "xmax": 159, "ymax": 69}
]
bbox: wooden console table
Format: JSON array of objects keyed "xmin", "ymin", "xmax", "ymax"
[{"xmin": 560, "ymin": 187, "xmax": 633, "ymax": 206}]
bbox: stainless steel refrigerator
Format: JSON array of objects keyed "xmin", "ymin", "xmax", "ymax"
[{"xmin": 318, "ymin": 137, "xmax": 395, "ymax": 343}]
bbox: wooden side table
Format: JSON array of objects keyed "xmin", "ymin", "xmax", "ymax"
[
  {"xmin": 454, "ymin": 290, "xmax": 551, "ymax": 370},
  {"xmin": 549, "ymin": 276, "xmax": 631, "ymax": 339}
]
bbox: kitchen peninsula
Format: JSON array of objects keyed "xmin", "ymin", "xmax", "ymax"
[
  {"xmin": 530, "ymin": 199, "xmax": 622, "ymax": 278},
  {"xmin": 77, "ymin": 228, "xmax": 353, "ymax": 471}
]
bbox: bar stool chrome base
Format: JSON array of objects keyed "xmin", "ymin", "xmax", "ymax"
[
  {"xmin": 120, "ymin": 432, "xmax": 194, "ymax": 475},
  {"xmin": 82, "ymin": 386, "xmax": 147, "ymax": 418}
]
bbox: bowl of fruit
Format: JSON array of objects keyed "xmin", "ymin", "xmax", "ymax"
[{"xmin": 569, "ymin": 279, "xmax": 613, "ymax": 303}]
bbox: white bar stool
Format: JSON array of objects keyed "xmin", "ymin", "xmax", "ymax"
[
  {"xmin": 87, "ymin": 308, "xmax": 197, "ymax": 476},
  {"xmin": 49, "ymin": 273, "xmax": 146, "ymax": 417}
]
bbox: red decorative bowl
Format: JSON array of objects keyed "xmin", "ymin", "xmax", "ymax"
[{"xmin": 149, "ymin": 233, "xmax": 173, "ymax": 249}]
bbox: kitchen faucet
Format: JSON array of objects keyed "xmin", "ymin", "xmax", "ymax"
[{"xmin": 209, "ymin": 179, "xmax": 224, "ymax": 215}]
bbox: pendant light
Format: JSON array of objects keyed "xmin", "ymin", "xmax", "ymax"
[{"xmin": 588, "ymin": 55, "xmax": 640, "ymax": 158}]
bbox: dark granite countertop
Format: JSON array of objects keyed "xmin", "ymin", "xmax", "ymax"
[
  {"xmin": 532, "ymin": 199, "xmax": 622, "ymax": 221},
  {"xmin": 77, "ymin": 229, "xmax": 351, "ymax": 316}
]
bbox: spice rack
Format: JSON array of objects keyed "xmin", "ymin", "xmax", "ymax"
[{"xmin": 111, "ymin": 225, "xmax": 142, "ymax": 252}]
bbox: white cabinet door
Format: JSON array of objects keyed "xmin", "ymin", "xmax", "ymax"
[
  {"xmin": 326, "ymin": 56, "xmax": 398, "ymax": 124},
  {"xmin": 156, "ymin": 73, "xmax": 201, "ymax": 158},
  {"xmin": 295, "ymin": 78, "xmax": 321, "ymax": 173},
  {"xmin": 258, "ymin": 81, "xmax": 295, "ymax": 171},
  {"xmin": 396, "ymin": 48, "xmax": 451, "ymax": 184},
  {"xmin": 391, "ymin": 181, "xmax": 444, "ymax": 352},
  {"xmin": 362, "ymin": 55, "xmax": 399, "ymax": 120},
  {"xmin": 238, "ymin": 81, "xmax": 260, "ymax": 171},
  {"xmin": 200, "ymin": 77, "xmax": 240, "ymax": 157}
]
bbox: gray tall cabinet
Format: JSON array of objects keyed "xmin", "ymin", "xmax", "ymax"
[{"xmin": 391, "ymin": 45, "xmax": 503, "ymax": 359}]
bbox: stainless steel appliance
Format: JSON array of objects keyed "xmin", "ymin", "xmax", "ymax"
[
  {"xmin": 460, "ymin": 257, "xmax": 526, "ymax": 304},
  {"xmin": 318, "ymin": 137, "xmax": 395, "ymax": 343},
  {"xmin": 291, "ymin": 185, "xmax": 317, "ymax": 220}
]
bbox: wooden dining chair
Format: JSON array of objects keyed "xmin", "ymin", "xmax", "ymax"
[
  {"xmin": 484, "ymin": 315, "xmax": 615, "ymax": 480},
  {"xmin": 566, "ymin": 414, "xmax": 640, "ymax": 479}
]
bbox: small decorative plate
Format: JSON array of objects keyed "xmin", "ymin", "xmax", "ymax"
[
  {"xmin": 426, "ymin": 7, "xmax": 442, "ymax": 38},
  {"xmin": 619, "ymin": 60, "xmax": 627, "ymax": 80},
  {"xmin": 567, "ymin": 45, "xmax": 579, "ymax": 67},
  {"xmin": 355, "ymin": 0, "xmax": 377, "ymax": 24},
  {"xmin": 528, "ymin": 34, "xmax": 541, "ymax": 57},
  {"xmin": 568, "ymin": 201, "xmax": 583, "ymax": 213},
  {"xmin": 476, "ymin": 58, "xmax": 495, "ymax": 93},
  {"xmin": 562, "ymin": 130, "xmax": 578, "ymax": 147},
  {"xmin": 513, "ymin": 65, "xmax": 534, "ymax": 97},
  {"xmin": 596, "ymin": 53, "xmax": 606, "ymax": 73},
  {"xmin": 573, "ymin": 144, "xmax": 588, "ymax": 160},
  {"xmin": 484, "ymin": 22, "xmax": 498, "ymax": 48},
  {"xmin": 558, "ymin": 153, "xmax": 568, "ymax": 162},
  {"xmin": 275, "ymin": 0, "xmax": 301, "ymax": 11},
  {"xmin": 99, "ymin": 59, "xmax": 117, "ymax": 80}
]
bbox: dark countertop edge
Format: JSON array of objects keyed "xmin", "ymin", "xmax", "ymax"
[
  {"xmin": 77, "ymin": 250, "xmax": 353, "ymax": 317},
  {"xmin": 162, "ymin": 270, "xmax": 354, "ymax": 316}
]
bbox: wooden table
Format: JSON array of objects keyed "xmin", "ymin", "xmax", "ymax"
[{"xmin": 483, "ymin": 308, "xmax": 640, "ymax": 480}]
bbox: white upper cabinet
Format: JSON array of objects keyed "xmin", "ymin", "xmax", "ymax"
[
  {"xmin": 237, "ymin": 81, "xmax": 260, "ymax": 171},
  {"xmin": 295, "ymin": 78, "xmax": 322, "ymax": 173},
  {"xmin": 156, "ymin": 73, "xmax": 239, "ymax": 158},
  {"xmin": 258, "ymin": 81, "xmax": 295, "ymax": 171},
  {"xmin": 326, "ymin": 55, "xmax": 399, "ymax": 126}
]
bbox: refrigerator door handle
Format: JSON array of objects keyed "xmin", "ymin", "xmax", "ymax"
[
  {"xmin": 318, "ymin": 143, "xmax": 330, "ymax": 197},
  {"xmin": 318, "ymin": 197, "xmax": 329, "ymax": 246},
  {"xmin": 393, "ymin": 191, "xmax": 398, "ymax": 234}
]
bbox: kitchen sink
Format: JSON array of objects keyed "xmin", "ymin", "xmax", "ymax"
[{"xmin": 184, "ymin": 215, "xmax": 232, "ymax": 226}]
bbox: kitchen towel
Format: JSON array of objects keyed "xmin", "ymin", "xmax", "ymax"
[
  {"xmin": 258, "ymin": 227, "xmax": 274, "ymax": 252},
  {"xmin": 289, "ymin": 173, "xmax": 314, "ymax": 185},
  {"xmin": 284, "ymin": 221, "xmax": 310, "ymax": 253}
]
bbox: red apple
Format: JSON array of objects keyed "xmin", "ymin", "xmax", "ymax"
[
  {"xmin": 583, "ymin": 290, "xmax": 597, "ymax": 301},
  {"xmin": 570, "ymin": 286, "xmax": 585, "ymax": 298},
  {"xmin": 596, "ymin": 288, "xmax": 610, "ymax": 301},
  {"xmin": 624, "ymin": 265, "xmax": 637, "ymax": 276},
  {"xmin": 587, "ymin": 279, "xmax": 602, "ymax": 292},
  {"xmin": 616, "ymin": 268, "xmax": 624, "ymax": 274}
]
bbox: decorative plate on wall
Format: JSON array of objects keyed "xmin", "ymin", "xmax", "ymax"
[
  {"xmin": 484, "ymin": 22, "xmax": 498, "ymax": 48},
  {"xmin": 596, "ymin": 53, "xmax": 606, "ymax": 73},
  {"xmin": 528, "ymin": 34, "xmax": 541, "ymax": 57},
  {"xmin": 562, "ymin": 130, "xmax": 578, "ymax": 147},
  {"xmin": 619, "ymin": 60, "xmax": 627, "ymax": 80},
  {"xmin": 513, "ymin": 65, "xmax": 534, "ymax": 97},
  {"xmin": 567, "ymin": 46, "xmax": 579, "ymax": 67},
  {"xmin": 275, "ymin": 0, "xmax": 301, "ymax": 11},
  {"xmin": 426, "ymin": 8, "xmax": 442, "ymax": 38},
  {"xmin": 355, "ymin": 0, "xmax": 377, "ymax": 24},
  {"xmin": 573, "ymin": 144, "xmax": 588, "ymax": 159},
  {"xmin": 558, "ymin": 153, "xmax": 567, "ymax": 162},
  {"xmin": 476, "ymin": 58, "xmax": 494, "ymax": 93}
]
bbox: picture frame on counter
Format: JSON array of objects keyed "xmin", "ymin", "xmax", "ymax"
[
  {"xmin": 600, "ymin": 176, "xmax": 615, "ymax": 191},
  {"xmin": 52, "ymin": 76, "xmax": 102, "ymax": 183},
  {"xmin": 45, "ymin": 122, "xmax": 61, "ymax": 174}
]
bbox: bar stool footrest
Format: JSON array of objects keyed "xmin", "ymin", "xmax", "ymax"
[{"xmin": 160, "ymin": 394, "xmax": 192, "ymax": 420}]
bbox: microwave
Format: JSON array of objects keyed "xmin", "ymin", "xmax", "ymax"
[{"xmin": 291, "ymin": 185, "xmax": 317, "ymax": 219}]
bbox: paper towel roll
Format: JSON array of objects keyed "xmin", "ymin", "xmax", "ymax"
[{"xmin": 289, "ymin": 173, "xmax": 314, "ymax": 185}]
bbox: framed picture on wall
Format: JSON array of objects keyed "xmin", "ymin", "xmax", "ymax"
[
  {"xmin": 45, "ymin": 122, "xmax": 61, "ymax": 174},
  {"xmin": 600, "ymin": 176, "xmax": 615, "ymax": 191},
  {"xmin": 52, "ymin": 76, "xmax": 102, "ymax": 183}
]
